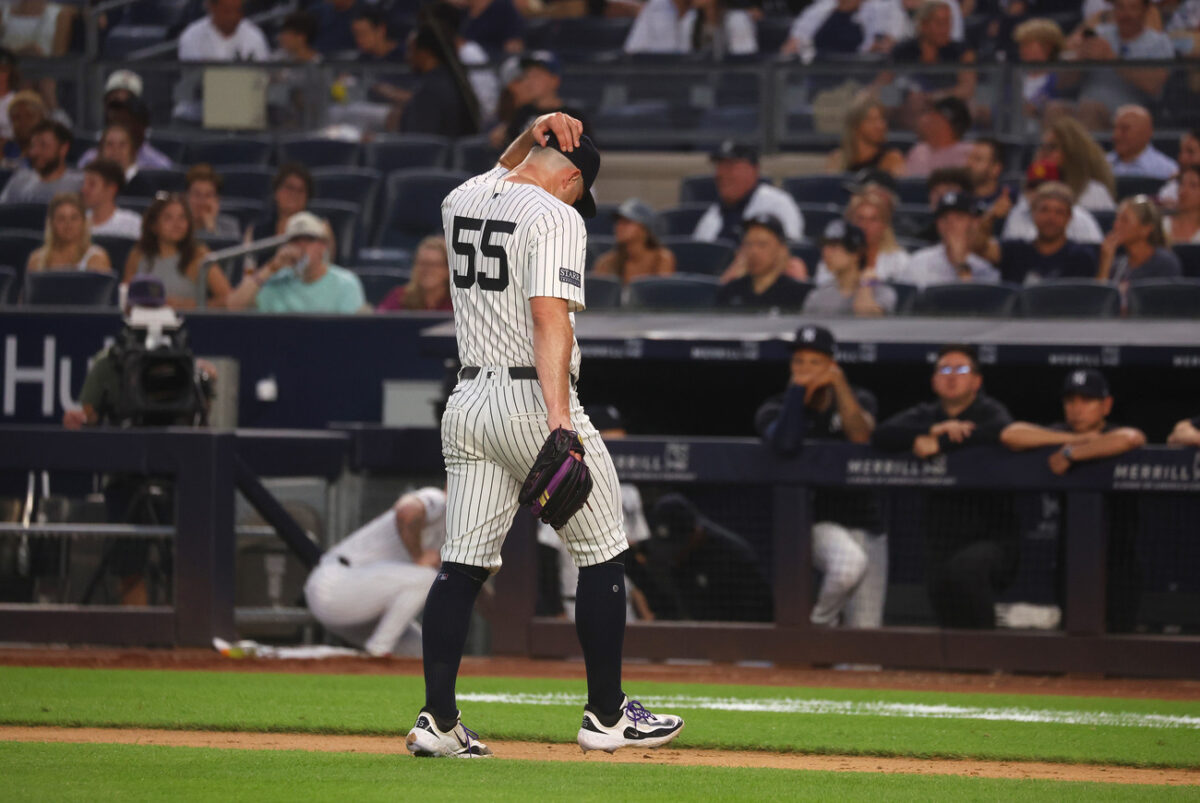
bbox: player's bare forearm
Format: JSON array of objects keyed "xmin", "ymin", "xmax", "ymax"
[
  {"xmin": 1168, "ymin": 419, "xmax": 1200, "ymax": 446},
  {"xmin": 530, "ymin": 296, "xmax": 573, "ymax": 431},
  {"xmin": 999, "ymin": 422, "xmax": 1081, "ymax": 451},
  {"xmin": 393, "ymin": 499, "xmax": 427, "ymax": 562},
  {"xmin": 1065, "ymin": 428, "xmax": 1146, "ymax": 462},
  {"xmin": 499, "ymin": 112, "xmax": 584, "ymax": 169},
  {"xmin": 832, "ymin": 373, "xmax": 873, "ymax": 444}
]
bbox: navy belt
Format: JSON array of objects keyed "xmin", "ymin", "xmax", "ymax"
[{"xmin": 460, "ymin": 366, "xmax": 539, "ymax": 380}]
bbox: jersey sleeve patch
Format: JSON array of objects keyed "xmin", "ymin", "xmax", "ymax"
[{"xmin": 558, "ymin": 267, "xmax": 582, "ymax": 287}]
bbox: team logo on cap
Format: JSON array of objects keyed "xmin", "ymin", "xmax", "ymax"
[
  {"xmin": 801, "ymin": 327, "xmax": 816, "ymax": 342},
  {"xmin": 1072, "ymin": 370, "xmax": 1087, "ymax": 386}
]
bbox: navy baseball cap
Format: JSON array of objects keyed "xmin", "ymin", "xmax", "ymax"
[
  {"xmin": 711, "ymin": 139, "xmax": 758, "ymax": 165},
  {"xmin": 743, "ymin": 213, "xmax": 786, "ymax": 243},
  {"xmin": 934, "ymin": 190, "xmax": 977, "ymax": 218},
  {"xmin": 1061, "ymin": 369, "xmax": 1110, "ymax": 399},
  {"xmin": 792, "ymin": 324, "xmax": 836, "ymax": 357},
  {"xmin": 520, "ymin": 50, "xmax": 561, "ymax": 76},
  {"xmin": 820, "ymin": 219, "xmax": 867, "ymax": 253},
  {"xmin": 542, "ymin": 131, "xmax": 600, "ymax": 219}
]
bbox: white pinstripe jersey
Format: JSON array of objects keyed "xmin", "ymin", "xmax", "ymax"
[{"xmin": 441, "ymin": 166, "xmax": 587, "ymax": 378}]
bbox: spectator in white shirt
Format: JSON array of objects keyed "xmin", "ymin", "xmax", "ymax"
[
  {"xmin": 900, "ymin": 191, "xmax": 999, "ymax": 288},
  {"xmin": 815, "ymin": 182, "xmax": 910, "ymax": 284},
  {"xmin": 1000, "ymin": 160, "xmax": 1106, "ymax": 244},
  {"xmin": 175, "ymin": 0, "xmax": 270, "ymax": 122},
  {"xmin": 1107, "ymin": 105, "xmax": 1179, "ymax": 180},
  {"xmin": 625, "ymin": 0, "xmax": 757, "ymax": 56},
  {"xmin": 96, "ymin": 122, "xmax": 139, "ymax": 184},
  {"xmin": 81, "ymin": 159, "xmax": 142, "ymax": 239},
  {"xmin": 1159, "ymin": 129, "xmax": 1200, "ymax": 206},
  {"xmin": 781, "ymin": 0, "xmax": 898, "ymax": 62},
  {"xmin": 694, "ymin": 140, "xmax": 805, "ymax": 243}
]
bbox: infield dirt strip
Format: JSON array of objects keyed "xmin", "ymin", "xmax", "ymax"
[{"xmin": 2, "ymin": 726, "xmax": 1197, "ymax": 786}]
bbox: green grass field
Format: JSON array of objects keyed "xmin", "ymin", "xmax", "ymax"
[{"xmin": 2, "ymin": 666, "xmax": 1197, "ymax": 800}]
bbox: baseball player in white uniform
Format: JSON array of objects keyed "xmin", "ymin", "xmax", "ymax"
[
  {"xmin": 304, "ymin": 488, "xmax": 445, "ymax": 657},
  {"xmin": 405, "ymin": 113, "xmax": 683, "ymax": 759}
]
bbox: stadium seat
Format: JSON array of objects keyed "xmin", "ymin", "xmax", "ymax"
[
  {"xmin": 1092, "ymin": 209, "xmax": 1115, "ymax": 233},
  {"xmin": 0, "ymin": 202, "xmax": 48, "ymax": 231},
  {"xmin": 277, "ymin": 136, "xmax": 361, "ymax": 169},
  {"xmin": 796, "ymin": 204, "xmax": 842, "ymax": 237},
  {"xmin": 452, "ymin": 135, "xmax": 500, "ymax": 174},
  {"xmin": 789, "ymin": 239, "xmax": 820, "ymax": 270},
  {"xmin": 0, "ymin": 266, "xmax": 15, "ymax": 304},
  {"xmin": 24, "ymin": 270, "xmax": 118, "ymax": 307},
  {"xmin": 586, "ymin": 235, "xmax": 614, "ymax": 270},
  {"xmin": 1173, "ymin": 244, "xmax": 1200, "ymax": 278},
  {"xmin": 1127, "ymin": 279, "xmax": 1200, "ymax": 318},
  {"xmin": 756, "ymin": 17, "xmax": 794, "ymax": 54},
  {"xmin": 145, "ymin": 131, "xmax": 190, "ymax": 164},
  {"xmin": 355, "ymin": 248, "xmax": 411, "ymax": 269},
  {"xmin": 657, "ymin": 204, "xmax": 708, "ymax": 237},
  {"xmin": 218, "ymin": 199, "xmax": 264, "ymax": 233},
  {"xmin": 626, "ymin": 274, "xmax": 720, "ymax": 309},
  {"xmin": 125, "ymin": 0, "xmax": 191, "ymax": 27},
  {"xmin": 524, "ymin": 18, "xmax": 633, "ymax": 61},
  {"xmin": 124, "ymin": 168, "xmax": 187, "ymax": 198},
  {"xmin": 895, "ymin": 177, "xmax": 929, "ymax": 205},
  {"xmin": 102, "ymin": 24, "xmax": 166, "ymax": 59},
  {"xmin": 783, "ymin": 175, "xmax": 853, "ymax": 207},
  {"xmin": 0, "ymin": 231, "xmax": 43, "ymax": 300},
  {"xmin": 584, "ymin": 274, "xmax": 622, "ymax": 309},
  {"xmin": 353, "ymin": 267, "xmax": 410, "ymax": 307},
  {"xmin": 660, "ymin": 237, "xmax": 736, "ymax": 276},
  {"xmin": 888, "ymin": 281, "xmax": 920, "ymax": 313},
  {"xmin": 679, "ymin": 174, "xmax": 718, "ymax": 205},
  {"xmin": 92, "ymin": 235, "xmax": 137, "ymax": 275},
  {"xmin": 364, "ymin": 136, "xmax": 451, "ymax": 174},
  {"xmin": 1018, "ymin": 281, "xmax": 1121, "ymax": 318},
  {"xmin": 308, "ymin": 200, "xmax": 360, "ymax": 265},
  {"xmin": 186, "ymin": 138, "xmax": 274, "ymax": 168},
  {"xmin": 196, "ymin": 236, "xmax": 243, "ymax": 287},
  {"xmin": 1114, "ymin": 175, "xmax": 1164, "ymax": 201},
  {"xmin": 698, "ymin": 106, "xmax": 759, "ymax": 133},
  {"xmin": 0, "ymin": 166, "xmax": 11, "ymax": 193},
  {"xmin": 218, "ymin": 165, "xmax": 276, "ymax": 204},
  {"xmin": 909, "ymin": 282, "xmax": 1020, "ymax": 316},
  {"xmin": 375, "ymin": 169, "xmax": 469, "ymax": 249},
  {"xmin": 586, "ymin": 204, "xmax": 620, "ymax": 237}
]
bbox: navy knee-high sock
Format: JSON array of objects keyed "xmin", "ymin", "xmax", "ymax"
[
  {"xmin": 574, "ymin": 557, "xmax": 626, "ymax": 719},
  {"xmin": 422, "ymin": 562, "xmax": 488, "ymax": 729}
]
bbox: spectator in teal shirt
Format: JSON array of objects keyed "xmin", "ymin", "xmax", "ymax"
[{"xmin": 228, "ymin": 211, "xmax": 366, "ymax": 314}]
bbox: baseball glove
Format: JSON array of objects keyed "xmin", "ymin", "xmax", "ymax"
[{"xmin": 519, "ymin": 427, "xmax": 593, "ymax": 529}]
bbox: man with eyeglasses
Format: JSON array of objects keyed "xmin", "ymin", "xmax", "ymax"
[{"xmin": 873, "ymin": 345, "xmax": 1018, "ymax": 629}]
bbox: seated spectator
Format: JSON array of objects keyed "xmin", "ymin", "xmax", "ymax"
[
  {"xmin": 891, "ymin": 0, "xmax": 977, "ymax": 103},
  {"xmin": 716, "ymin": 215, "xmax": 810, "ymax": 310},
  {"xmin": 1, "ymin": 1, "xmax": 75, "ymax": 57},
  {"xmin": 246, "ymin": 163, "xmax": 312, "ymax": 244},
  {"xmin": 998, "ymin": 182, "xmax": 1099, "ymax": 284},
  {"xmin": 79, "ymin": 78, "xmax": 173, "ymax": 170},
  {"xmin": 756, "ymin": 324, "xmax": 887, "ymax": 628},
  {"xmin": 460, "ymin": 0, "xmax": 524, "ymax": 55},
  {"xmin": 1000, "ymin": 369, "xmax": 1147, "ymax": 632},
  {"xmin": 353, "ymin": 7, "xmax": 405, "ymax": 63},
  {"xmin": 175, "ymin": 0, "xmax": 270, "ymax": 122},
  {"xmin": 900, "ymin": 191, "xmax": 999, "ymax": 287},
  {"xmin": 1108, "ymin": 105, "xmax": 1178, "ymax": 180},
  {"xmin": 81, "ymin": 159, "xmax": 142, "ymax": 240},
  {"xmin": 593, "ymin": 199, "xmax": 676, "ymax": 285},
  {"xmin": 625, "ymin": 0, "xmax": 756, "ymax": 57},
  {"xmin": 781, "ymin": 0, "xmax": 898, "ymax": 63},
  {"xmin": 377, "ymin": 235, "xmax": 453, "ymax": 311},
  {"xmin": 1164, "ymin": 165, "xmax": 1200, "ymax": 244},
  {"xmin": 826, "ymin": 97, "xmax": 905, "ymax": 176},
  {"xmin": 1166, "ymin": 0, "xmax": 1200, "ymax": 56},
  {"xmin": 1039, "ymin": 115, "xmax": 1115, "ymax": 212},
  {"xmin": 803, "ymin": 220, "xmax": 896, "ymax": 315},
  {"xmin": 1014, "ymin": 18, "xmax": 1067, "ymax": 120},
  {"xmin": 276, "ymin": 11, "xmax": 320, "ymax": 63},
  {"xmin": 186, "ymin": 164, "xmax": 241, "ymax": 240},
  {"xmin": 695, "ymin": 140, "xmax": 804, "ymax": 242},
  {"xmin": 843, "ymin": 183, "xmax": 911, "ymax": 281},
  {"xmin": 227, "ymin": 212, "xmax": 366, "ymax": 314},
  {"xmin": 1066, "ymin": 0, "xmax": 1174, "ymax": 130},
  {"xmin": 2, "ymin": 88, "xmax": 43, "ymax": 163},
  {"xmin": 0, "ymin": 120, "xmax": 81, "ymax": 203},
  {"xmin": 1168, "ymin": 414, "xmax": 1200, "ymax": 446},
  {"xmin": 392, "ymin": 25, "xmax": 479, "ymax": 137},
  {"xmin": 312, "ymin": 0, "xmax": 363, "ymax": 56},
  {"xmin": 1001, "ymin": 161, "xmax": 1106, "ymax": 244},
  {"xmin": 124, "ymin": 193, "xmax": 229, "ymax": 310},
  {"xmin": 26, "ymin": 192, "xmax": 111, "ymax": 274},
  {"xmin": 873, "ymin": 344, "xmax": 1017, "ymax": 629},
  {"xmin": 500, "ymin": 52, "xmax": 593, "ymax": 149},
  {"xmin": 96, "ymin": 122, "xmax": 139, "ymax": 184},
  {"xmin": 902, "ymin": 97, "xmax": 973, "ymax": 178},
  {"xmin": 966, "ymin": 137, "xmax": 1008, "ymax": 206},
  {"xmin": 1098, "ymin": 195, "xmax": 1183, "ymax": 288},
  {"xmin": 0, "ymin": 48, "xmax": 17, "ymax": 144},
  {"xmin": 1158, "ymin": 129, "xmax": 1200, "ymax": 207}
]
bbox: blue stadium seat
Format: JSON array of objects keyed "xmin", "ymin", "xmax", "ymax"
[
  {"xmin": 586, "ymin": 235, "xmax": 614, "ymax": 270},
  {"xmin": 308, "ymin": 200, "xmax": 360, "ymax": 265},
  {"xmin": 679, "ymin": 174, "xmax": 718, "ymax": 205},
  {"xmin": 524, "ymin": 18, "xmax": 632, "ymax": 61},
  {"xmin": 796, "ymin": 204, "xmax": 843, "ymax": 238},
  {"xmin": 660, "ymin": 237, "xmax": 736, "ymax": 277},
  {"xmin": 196, "ymin": 235, "xmax": 242, "ymax": 287},
  {"xmin": 584, "ymin": 274, "xmax": 622, "ymax": 309},
  {"xmin": 0, "ymin": 203, "xmax": 48, "ymax": 232},
  {"xmin": 1018, "ymin": 281, "xmax": 1121, "ymax": 318},
  {"xmin": 0, "ymin": 266, "xmax": 15, "ymax": 304},
  {"xmin": 698, "ymin": 107, "xmax": 759, "ymax": 133},
  {"xmin": 92, "ymin": 235, "xmax": 137, "ymax": 275},
  {"xmin": 789, "ymin": 239, "xmax": 820, "ymax": 270},
  {"xmin": 103, "ymin": 25, "xmax": 166, "ymax": 59},
  {"xmin": 586, "ymin": 204, "xmax": 620, "ymax": 237},
  {"xmin": 312, "ymin": 168, "xmax": 383, "ymax": 209},
  {"xmin": 364, "ymin": 135, "xmax": 451, "ymax": 174},
  {"xmin": 895, "ymin": 177, "xmax": 929, "ymax": 206},
  {"xmin": 145, "ymin": 131, "xmax": 190, "ymax": 164},
  {"xmin": 1114, "ymin": 175, "xmax": 1164, "ymax": 201},
  {"xmin": 24, "ymin": 271, "xmax": 118, "ymax": 307},
  {"xmin": 355, "ymin": 248, "xmax": 411, "ymax": 269},
  {"xmin": 657, "ymin": 204, "xmax": 708, "ymax": 237},
  {"xmin": 1127, "ymin": 279, "xmax": 1200, "ymax": 318},
  {"xmin": 375, "ymin": 169, "xmax": 469, "ymax": 249},
  {"xmin": 626, "ymin": 274, "xmax": 721, "ymax": 309},
  {"xmin": 186, "ymin": 138, "xmax": 274, "ymax": 168},
  {"xmin": 888, "ymin": 281, "xmax": 920, "ymax": 314},
  {"xmin": 278, "ymin": 136, "xmax": 362, "ymax": 169},
  {"xmin": 218, "ymin": 165, "xmax": 276, "ymax": 203},
  {"xmin": 124, "ymin": 168, "xmax": 187, "ymax": 198},
  {"xmin": 0, "ymin": 166, "xmax": 12, "ymax": 194},
  {"xmin": 354, "ymin": 267, "xmax": 410, "ymax": 307},
  {"xmin": 783, "ymin": 175, "xmax": 854, "ymax": 207},
  {"xmin": 910, "ymin": 282, "xmax": 1020, "ymax": 317},
  {"xmin": 755, "ymin": 17, "xmax": 794, "ymax": 55},
  {"xmin": 1172, "ymin": 243, "xmax": 1200, "ymax": 278},
  {"xmin": 452, "ymin": 135, "xmax": 500, "ymax": 175},
  {"xmin": 218, "ymin": 199, "xmax": 264, "ymax": 233},
  {"xmin": 0, "ymin": 231, "xmax": 42, "ymax": 301},
  {"xmin": 1092, "ymin": 209, "xmax": 1115, "ymax": 233}
]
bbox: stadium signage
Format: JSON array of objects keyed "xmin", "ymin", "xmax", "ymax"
[
  {"xmin": 2, "ymin": 335, "xmax": 86, "ymax": 417},
  {"xmin": 612, "ymin": 442, "xmax": 694, "ymax": 481},
  {"xmin": 843, "ymin": 455, "xmax": 953, "ymax": 486},
  {"xmin": 1111, "ymin": 453, "xmax": 1200, "ymax": 491}
]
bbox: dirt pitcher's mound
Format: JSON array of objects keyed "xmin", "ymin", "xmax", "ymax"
[{"xmin": 1, "ymin": 726, "xmax": 1196, "ymax": 787}]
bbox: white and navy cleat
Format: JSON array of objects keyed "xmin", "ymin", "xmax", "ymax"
[
  {"xmin": 577, "ymin": 696, "xmax": 684, "ymax": 753},
  {"xmin": 406, "ymin": 709, "xmax": 493, "ymax": 758}
]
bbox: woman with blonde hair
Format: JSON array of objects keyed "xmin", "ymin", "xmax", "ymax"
[
  {"xmin": 26, "ymin": 191, "xmax": 111, "ymax": 273},
  {"xmin": 1098, "ymin": 195, "xmax": 1182, "ymax": 288},
  {"xmin": 1039, "ymin": 116, "xmax": 1116, "ymax": 210},
  {"xmin": 826, "ymin": 98, "xmax": 905, "ymax": 176},
  {"xmin": 815, "ymin": 188, "xmax": 910, "ymax": 284},
  {"xmin": 124, "ymin": 192, "xmax": 230, "ymax": 309},
  {"xmin": 377, "ymin": 235, "xmax": 453, "ymax": 311}
]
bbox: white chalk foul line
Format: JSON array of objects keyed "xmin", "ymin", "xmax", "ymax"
[{"xmin": 455, "ymin": 692, "xmax": 1200, "ymax": 730}]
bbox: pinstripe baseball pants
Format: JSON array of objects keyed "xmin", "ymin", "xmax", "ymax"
[
  {"xmin": 810, "ymin": 523, "xmax": 888, "ymax": 628},
  {"xmin": 440, "ymin": 368, "xmax": 628, "ymax": 572}
]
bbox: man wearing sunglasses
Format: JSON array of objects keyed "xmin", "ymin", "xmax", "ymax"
[{"xmin": 873, "ymin": 345, "xmax": 1017, "ymax": 629}]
